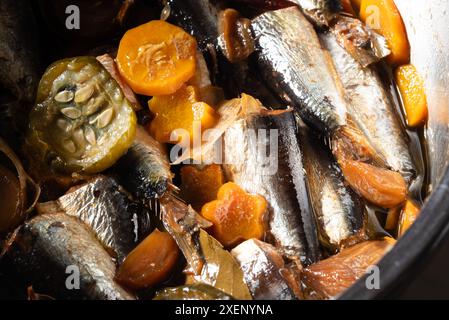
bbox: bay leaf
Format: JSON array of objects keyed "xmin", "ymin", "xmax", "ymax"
[{"xmin": 190, "ymin": 229, "xmax": 252, "ymax": 300}]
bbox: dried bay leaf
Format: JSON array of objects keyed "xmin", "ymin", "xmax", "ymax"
[{"xmin": 189, "ymin": 229, "xmax": 252, "ymax": 300}]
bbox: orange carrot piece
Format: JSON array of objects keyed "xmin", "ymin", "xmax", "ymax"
[
  {"xmin": 201, "ymin": 182, "xmax": 267, "ymax": 248},
  {"xmin": 147, "ymin": 85, "xmax": 218, "ymax": 143},
  {"xmin": 385, "ymin": 206, "xmax": 400, "ymax": 234},
  {"xmin": 117, "ymin": 20, "xmax": 197, "ymax": 96},
  {"xmin": 398, "ymin": 200, "xmax": 420, "ymax": 237},
  {"xmin": 395, "ymin": 64, "xmax": 428, "ymax": 128}
]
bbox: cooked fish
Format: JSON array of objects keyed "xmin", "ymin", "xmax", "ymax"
[
  {"xmin": 231, "ymin": 239, "xmax": 302, "ymax": 300},
  {"xmin": 320, "ymin": 32, "xmax": 417, "ymax": 182},
  {"xmin": 37, "ymin": 175, "xmax": 153, "ymax": 263},
  {"xmin": 115, "ymin": 126, "xmax": 173, "ymax": 207},
  {"xmin": 252, "ymin": 6, "xmax": 347, "ymax": 134},
  {"xmin": 330, "ymin": 16, "xmax": 391, "ymax": 67},
  {"xmin": 288, "ymin": 1, "xmax": 390, "ymax": 66},
  {"xmin": 299, "ymin": 124, "xmax": 367, "ymax": 252},
  {"xmin": 1, "ymin": 213, "xmax": 134, "ymax": 300},
  {"xmin": 223, "ymin": 112, "xmax": 320, "ymax": 265},
  {"xmin": 288, "ymin": 0, "xmax": 341, "ymax": 28},
  {"xmin": 252, "ymin": 7, "xmax": 409, "ymax": 209}
]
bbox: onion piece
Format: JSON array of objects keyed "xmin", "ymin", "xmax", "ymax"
[{"xmin": 0, "ymin": 137, "xmax": 40, "ymax": 233}]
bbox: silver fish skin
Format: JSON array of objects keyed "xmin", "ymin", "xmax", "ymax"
[
  {"xmin": 231, "ymin": 239, "xmax": 301, "ymax": 300},
  {"xmin": 2, "ymin": 213, "xmax": 134, "ymax": 300},
  {"xmin": 223, "ymin": 112, "xmax": 320, "ymax": 266},
  {"xmin": 394, "ymin": 0, "xmax": 449, "ymax": 189},
  {"xmin": 116, "ymin": 126, "xmax": 173, "ymax": 207},
  {"xmin": 252, "ymin": 7, "xmax": 347, "ymax": 135},
  {"xmin": 289, "ymin": 0, "xmax": 341, "ymax": 28},
  {"xmin": 299, "ymin": 123, "xmax": 366, "ymax": 252},
  {"xmin": 290, "ymin": 0, "xmax": 390, "ymax": 66},
  {"xmin": 37, "ymin": 176, "xmax": 153, "ymax": 264},
  {"xmin": 320, "ymin": 32, "xmax": 416, "ymax": 181},
  {"xmin": 330, "ymin": 16, "xmax": 391, "ymax": 67}
]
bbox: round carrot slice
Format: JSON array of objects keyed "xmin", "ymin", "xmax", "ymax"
[{"xmin": 116, "ymin": 20, "xmax": 197, "ymax": 96}]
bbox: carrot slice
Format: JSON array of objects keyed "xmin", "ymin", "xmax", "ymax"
[
  {"xmin": 359, "ymin": 0, "xmax": 410, "ymax": 65},
  {"xmin": 385, "ymin": 206, "xmax": 400, "ymax": 234},
  {"xmin": 147, "ymin": 85, "xmax": 218, "ymax": 143},
  {"xmin": 398, "ymin": 200, "xmax": 420, "ymax": 237},
  {"xmin": 395, "ymin": 64, "xmax": 428, "ymax": 128},
  {"xmin": 115, "ymin": 229, "xmax": 179, "ymax": 290},
  {"xmin": 117, "ymin": 20, "xmax": 197, "ymax": 96},
  {"xmin": 201, "ymin": 182, "xmax": 267, "ymax": 248}
]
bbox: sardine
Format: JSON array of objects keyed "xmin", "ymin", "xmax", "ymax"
[
  {"xmin": 252, "ymin": 7, "xmax": 409, "ymax": 209},
  {"xmin": 330, "ymin": 16, "xmax": 391, "ymax": 67},
  {"xmin": 320, "ymin": 33, "xmax": 417, "ymax": 182},
  {"xmin": 252, "ymin": 7, "xmax": 347, "ymax": 134},
  {"xmin": 231, "ymin": 239, "xmax": 302, "ymax": 300},
  {"xmin": 288, "ymin": 0, "xmax": 341, "ymax": 28},
  {"xmin": 115, "ymin": 127, "xmax": 173, "ymax": 207},
  {"xmin": 1, "ymin": 213, "xmax": 134, "ymax": 300},
  {"xmin": 223, "ymin": 112, "xmax": 320, "ymax": 265},
  {"xmin": 299, "ymin": 124, "xmax": 367, "ymax": 252},
  {"xmin": 394, "ymin": 0, "xmax": 449, "ymax": 189},
  {"xmin": 288, "ymin": 1, "xmax": 390, "ymax": 66},
  {"xmin": 37, "ymin": 175, "xmax": 153, "ymax": 264}
]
